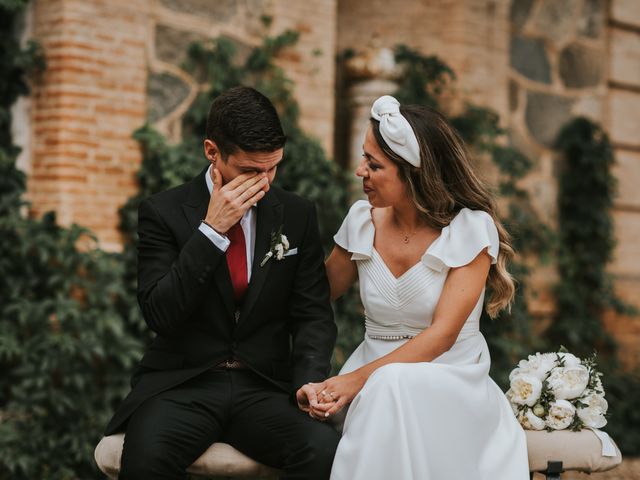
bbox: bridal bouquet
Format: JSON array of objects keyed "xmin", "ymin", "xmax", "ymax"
[{"xmin": 506, "ymin": 349, "xmax": 607, "ymax": 431}]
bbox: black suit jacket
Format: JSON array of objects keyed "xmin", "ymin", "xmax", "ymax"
[{"xmin": 104, "ymin": 168, "xmax": 336, "ymax": 435}]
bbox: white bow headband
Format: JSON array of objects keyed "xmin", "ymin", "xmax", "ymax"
[{"xmin": 370, "ymin": 95, "xmax": 421, "ymax": 167}]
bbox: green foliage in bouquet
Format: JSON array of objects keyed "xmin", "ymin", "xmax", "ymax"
[
  {"xmin": 0, "ymin": 1, "xmax": 144, "ymax": 478},
  {"xmin": 391, "ymin": 45, "xmax": 553, "ymax": 386}
]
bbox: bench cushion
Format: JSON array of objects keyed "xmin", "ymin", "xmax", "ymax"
[
  {"xmin": 526, "ymin": 430, "xmax": 622, "ymax": 473},
  {"xmin": 94, "ymin": 434, "xmax": 281, "ymax": 479},
  {"xmin": 96, "ymin": 430, "xmax": 623, "ymax": 477}
]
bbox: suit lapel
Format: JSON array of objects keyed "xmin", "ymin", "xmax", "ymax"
[
  {"xmin": 181, "ymin": 168, "xmax": 235, "ymax": 318},
  {"xmin": 240, "ymin": 189, "xmax": 283, "ymax": 322}
]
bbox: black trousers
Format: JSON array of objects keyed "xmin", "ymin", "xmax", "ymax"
[{"xmin": 119, "ymin": 369, "xmax": 340, "ymax": 480}]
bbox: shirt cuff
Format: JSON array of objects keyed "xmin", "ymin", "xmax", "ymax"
[{"xmin": 198, "ymin": 222, "xmax": 230, "ymax": 252}]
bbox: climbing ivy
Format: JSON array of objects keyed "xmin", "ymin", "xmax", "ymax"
[
  {"xmin": 0, "ymin": 1, "xmax": 144, "ymax": 478},
  {"xmin": 551, "ymin": 118, "xmax": 634, "ymax": 354},
  {"xmin": 552, "ymin": 117, "xmax": 639, "ymax": 454}
]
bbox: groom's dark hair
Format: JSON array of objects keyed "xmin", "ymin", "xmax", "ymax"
[{"xmin": 206, "ymin": 86, "xmax": 286, "ymax": 160}]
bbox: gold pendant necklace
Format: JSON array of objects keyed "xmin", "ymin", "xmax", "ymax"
[{"xmin": 401, "ymin": 228, "xmax": 416, "ymax": 244}]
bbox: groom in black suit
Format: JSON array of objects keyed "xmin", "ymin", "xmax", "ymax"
[{"xmin": 103, "ymin": 86, "xmax": 339, "ymax": 479}]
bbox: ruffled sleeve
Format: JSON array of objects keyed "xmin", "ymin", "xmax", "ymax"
[
  {"xmin": 333, "ymin": 200, "xmax": 375, "ymax": 260},
  {"xmin": 422, "ymin": 208, "xmax": 499, "ymax": 272}
]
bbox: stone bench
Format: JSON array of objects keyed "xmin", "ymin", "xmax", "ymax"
[{"xmin": 95, "ymin": 429, "xmax": 622, "ymax": 479}]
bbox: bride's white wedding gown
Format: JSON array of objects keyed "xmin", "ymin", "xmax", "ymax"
[{"xmin": 329, "ymin": 200, "xmax": 529, "ymax": 480}]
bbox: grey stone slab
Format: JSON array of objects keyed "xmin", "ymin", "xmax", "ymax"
[
  {"xmin": 511, "ymin": 35, "xmax": 551, "ymax": 84},
  {"xmin": 525, "ymin": 91, "xmax": 575, "ymax": 147},
  {"xmin": 159, "ymin": 0, "xmax": 238, "ymax": 22},
  {"xmin": 531, "ymin": 0, "xmax": 581, "ymax": 43},
  {"xmin": 155, "ymin": 24, "xmax": 208, "ymax": 69},
  {"xmin": 510, "ymin": 0, "xmax": 535, "ymax": 31},
  {"xmin": 577, "ymin": 0, "xmax": 605, "ymax": 39},
  {"xmin": 147, "ymin": 72, "xmax": 191, "ymax": 123},
  {"xmin": 559, "ymin": 43, "xmax": 604, "ymax": 88}
]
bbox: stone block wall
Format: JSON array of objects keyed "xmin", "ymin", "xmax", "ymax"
[
  {"xmin": 147, "ymin": 0, "xmax": 336, "ymax": 151},
  {"xmin": 507, "ymin": 0, "xmax": 609, "ymax": 318},
  {"xmin": 608, "ymin": 0, "xmax": 640, "ymax": 368}
]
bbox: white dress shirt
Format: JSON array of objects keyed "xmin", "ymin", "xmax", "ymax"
[{"xmin": 198, "ymin": 165, "xmax": 256, "ymax": 281}]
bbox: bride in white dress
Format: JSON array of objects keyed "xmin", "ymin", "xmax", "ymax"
[{"xmin": 295, "ymin": 96, "xmax": 529, "ymax": 479}]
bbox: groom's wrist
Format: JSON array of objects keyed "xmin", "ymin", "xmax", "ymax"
[{"xmin": 199, "ymin": 220, "xmax": 230, "ymax": 252}]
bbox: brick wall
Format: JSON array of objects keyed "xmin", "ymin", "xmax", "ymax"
[
  {"xmin": 29, "ymin": 0, "xmax": 148, "ymax": 251},
  {"xmin": 272, "ymin": 1, "xmax": 337, "ymax": 154}
]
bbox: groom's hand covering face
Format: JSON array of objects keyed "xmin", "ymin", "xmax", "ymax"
[{"xmin": 203, "ymin": 139, "xmax": 283, "ymax": 234}]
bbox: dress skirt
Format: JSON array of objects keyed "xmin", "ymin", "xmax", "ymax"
[{"xmin": 329, "ymin": 333, "xmax": 530, "ymax": 480}]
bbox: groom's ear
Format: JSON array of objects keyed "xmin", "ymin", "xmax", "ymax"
[{"xmin": 203, "ymin": 139, "xmax": 220, "ymax": 165}]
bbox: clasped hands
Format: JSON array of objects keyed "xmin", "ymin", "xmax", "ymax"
[{"xmin": 296, "ymin": 372, "xmax": 366, "ymax": 421}]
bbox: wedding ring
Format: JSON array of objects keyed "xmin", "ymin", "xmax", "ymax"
[
  {"xmin": 328, "ymin": 392, "xmax": 336, "ymax": 400},
  {"xmin": 320, "ymin": 390, "xmax": 327, "ymax": 397}
]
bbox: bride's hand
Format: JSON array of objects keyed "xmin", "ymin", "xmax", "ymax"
[{"xmin": 310, "ymin": 372, "xmax": 367, "ymax": 418}]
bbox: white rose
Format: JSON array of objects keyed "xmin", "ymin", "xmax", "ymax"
[
  {"xmin": 528, "ymin": 352, "xmax": 558, "ymax": 380},
  {"xmin": 546, "ymin": 399, "xmax": 576, "ymax": 430},
  {"xmin": 547, "ymin": 365, "xmax": 589, "ymax": 400},
  {"xmin": 280, "ymin": 234, "xmax": 289, "ymax": 250},
  {"xmin": 509, "ymin": 367, "xmax": 528, "ymax": 382},
  {"xmin": 275, "ymin": 243, "xmax": 284, "ymax": 260},
  {"xmin": 577, "ymin": 392, "xmax": 608, "ymax": 429},
  {"xmin": 510, "ymin": 353, "xmax": 557, "ymax": 381},
  {"xmin": 519, "ymin": 409, "xmax": 546, "ymax": 430},
  {"xmin": 509, "ymin": 374, "xmax": 543, "ymax": 407},
  {"xmin": 557, "ymin": 352, "xmax": 582, "ymax": 367}
]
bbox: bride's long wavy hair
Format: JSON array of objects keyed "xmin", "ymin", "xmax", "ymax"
[{"xmin": 371, "ymin": 104, "xmax": 515, "ymax": 318}]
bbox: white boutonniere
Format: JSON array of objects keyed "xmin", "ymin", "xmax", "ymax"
[{"xmin": 260, "ymin": 226, "xmax": 290, "ymax": 267}]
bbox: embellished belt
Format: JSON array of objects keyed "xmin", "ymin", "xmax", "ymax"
[{"xmin": 367, "ymin": 333, "xmax": 416, "ymax": 340}]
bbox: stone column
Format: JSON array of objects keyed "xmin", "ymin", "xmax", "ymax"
[
  {"xmin": 344, "ymin": 48, "xmax": 399, "ymax": 173},
  {"xmin": 347, "ymin": 79, "xmax": 397, "ymax": 172}
]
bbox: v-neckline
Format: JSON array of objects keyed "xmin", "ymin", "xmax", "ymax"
[
  {"xmin": 371, "ymin": 247, "xmax": 425, "ymax": 281},
  {"xmin": 368, "ymin": 207, "xmax": 442, "ymax": 281}
]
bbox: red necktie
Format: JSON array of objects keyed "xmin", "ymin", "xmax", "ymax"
[{"xmin": 226, "ymin": 222, "xmax": 248, "ymax": 302}]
